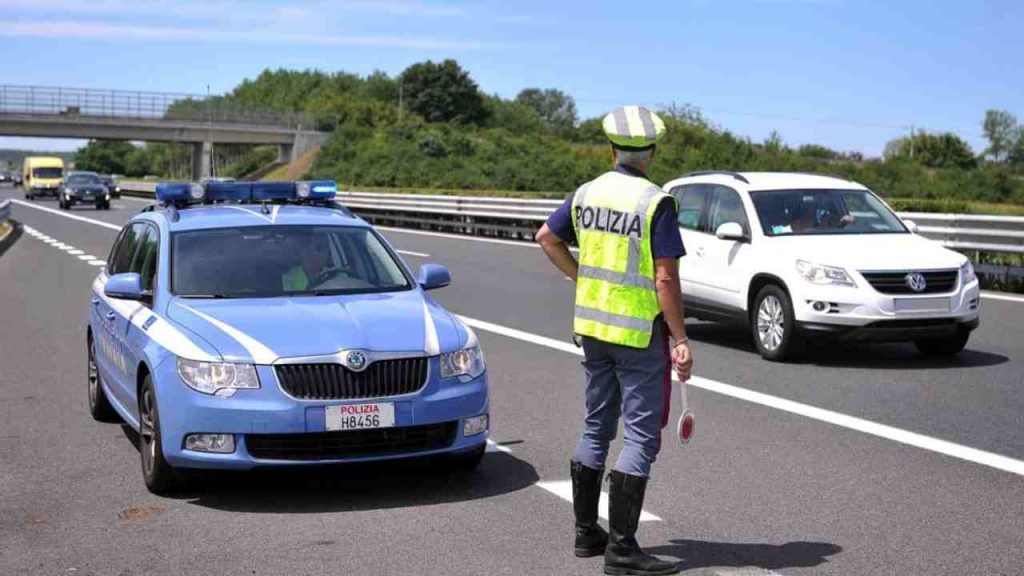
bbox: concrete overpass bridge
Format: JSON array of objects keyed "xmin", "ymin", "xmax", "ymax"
[{"xmin": 0, "ymin": 85, "xmax": 329, "ymax": 179}]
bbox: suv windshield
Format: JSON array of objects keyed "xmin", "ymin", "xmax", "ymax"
[
  {"xmin": 750, "ymin": 189, "xmax": 907, "ymax": 237},
  {"xmin": 66, "ymin": 174, "xmax": 100, "ymax": 186},
  {"xmin": 32, "ymin": 167, "xmax": 63, "ymax": 179},
  {"xmin": 172, "ymin": 225, "xmax": 412, "ymax": 298}
]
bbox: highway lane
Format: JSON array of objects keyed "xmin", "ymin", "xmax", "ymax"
[{"xmin": 2, "ymin": 188, "xmax": 1024, "ymax": 575}]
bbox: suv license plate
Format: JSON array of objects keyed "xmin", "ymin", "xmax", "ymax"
[
  {"xmin": 325, "ymin": 402, "xmax": 395, "ymax": 431},
  {"xmin": 894, "ymin": 297, "xmax": 950, "ymax": 313}
]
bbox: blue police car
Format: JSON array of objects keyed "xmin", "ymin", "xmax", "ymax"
[{"xmin": 87, "ymin": 180, "xmax": 489, "ymax": 493}]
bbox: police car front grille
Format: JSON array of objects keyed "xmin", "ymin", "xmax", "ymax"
[
  {"xmin": 245, "ymin": 422, "xmax": 457, "ymax": 461},
  {"xmin": 860, "ymin": 270, "xmax": 958, "ymax": 294},
  {"xmin": 274, "ymin": 358, "xmax": 428, "ymax": 400}
]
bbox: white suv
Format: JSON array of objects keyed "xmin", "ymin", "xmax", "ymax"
[{"xmin": 664, "ymin": 171, "xmax": 980, "ymax": 361}]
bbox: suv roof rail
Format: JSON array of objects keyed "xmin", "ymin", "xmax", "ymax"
[
  {"xmin": 677, "ymin": 170, "xmax": 750, "ymax": 184},
  {"xmin": 800, "ymin": 171, "xmax": 854, "ymax": 182}
]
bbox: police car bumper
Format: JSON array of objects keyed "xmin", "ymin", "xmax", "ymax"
[
  {"xmin": 154, "ymin": 358, "xmax": 489, "ymax": 470},
  {"xmin": 791, "ymin": 278, "xmax": 980, "ymax": 342}
]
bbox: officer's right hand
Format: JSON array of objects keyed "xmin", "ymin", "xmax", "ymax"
[{"xmin": 672, "ymin": 342, "xmax": 694, "ymax": 382}]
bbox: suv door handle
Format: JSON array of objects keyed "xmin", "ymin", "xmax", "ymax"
[
  {"xmin": 104, "ymin": 311, "xmax": 116, "ymax": 321},
  {"xmin": 695, "ymin": 246, "xmax": 706, "ymax": 257}
]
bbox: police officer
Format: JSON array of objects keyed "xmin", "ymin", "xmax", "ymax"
[{"xmin": 536, "ymin": 105, "xmax": 693, "ymax": 576}]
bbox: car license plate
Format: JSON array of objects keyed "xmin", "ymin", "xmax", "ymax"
[
  {"xmin": 894, "ymin": 297, "xmax": 950, "ymax": 313},
  {"xmin": 325, "ymin": 402, "xmax": 394, "ymax": 431}
]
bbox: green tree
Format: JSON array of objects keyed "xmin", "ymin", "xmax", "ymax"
[
  {"xmin": 399, "ymin": 59, "xmax": 488, "ymax": 125},
  {"xmin": 74, "ymin": 140, "xmax": 136, "ymax": 174},
  {"xmin": 514, "ymin": 88, "xmax": 577, "ymax": 134},
  {"xmin": 982, "ymin": 109, "xmax": 1019, "ymax": 162},
  {"xmin": 884, "ymin": 131, "xmax": 977, "ymax": 170},
  {"xmin": 484, "ymin": 95, "xmax": 546, "ymax": 134}
]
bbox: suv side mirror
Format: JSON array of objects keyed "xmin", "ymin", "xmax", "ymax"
[
  {"xmin": 417, "ymin": 264, "xmax": 451, "ymax": 291},
  {"xmin": 715, "ymin": 222, "xmax": 747, "ymax": 241},
  {"xmin": 104, "ymin": 272, "xmax": 147, "ymax": 301},
  {"xmin": 903, "ymin": 219, "xmax": 919, "ymax": 234}
]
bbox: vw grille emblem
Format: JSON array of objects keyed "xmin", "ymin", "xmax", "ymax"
[
  {"xmin": 905, "ymin": 272, "xmax": 927, "ymax": 293},
  {"xmin": 345, "ymin": 351, "xmax": 368, "ymax": 372}
]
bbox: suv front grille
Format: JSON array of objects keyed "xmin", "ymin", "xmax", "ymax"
[
  {"xmin": 246, "ymin": 422, "xmax": 457, "ymax": 461},
  {"xmin": 860, "ymin": 270, "xmax": 958, "ymax": 295},
  {"xmin": 275, "ymin": 357, "xmax": 428, "ymax": 400}
]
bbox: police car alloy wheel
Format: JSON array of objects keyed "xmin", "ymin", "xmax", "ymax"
[
  {"xmin": 86, "ymin": 335, "xmax": 118, "ymax": 422},
  {"xmin": 751, "ymin": 285, "xmax": 799, "ymax": 362},
  {"xmin": 139, "ymin": 377, "xmax": 179, "ymax": 494}
]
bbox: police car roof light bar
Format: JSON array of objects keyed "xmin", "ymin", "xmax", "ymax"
[
  {"xmin": 204, "ymin": 181, "xmax": 253, "ymax": 203},
  {"xmin": 678, "ymin": 170, "xmax": 750, "ymax": 184},
  {"xmin": 155, "ymin": 182, "xmax": 205, "ymax": 205}
]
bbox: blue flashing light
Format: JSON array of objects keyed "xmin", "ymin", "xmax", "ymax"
[
  {"xmin": 205, "ymin": 182, "xmax": 252, "ymax": 202},
  {"xmin": 156, "ymin": 182, "xmax": 204, "ymax": 204},
  {"xmin": 251, "ymin": 182, "xmax": 296, "ymax": 201},
  {"xmin": 306, "ymin": 180, "xmax": 338, "ymax": 199}
]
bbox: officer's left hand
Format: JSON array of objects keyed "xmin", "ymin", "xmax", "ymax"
[{"xmin": 672, "ymin": 342, "xmax": 694, "ymax": 382}]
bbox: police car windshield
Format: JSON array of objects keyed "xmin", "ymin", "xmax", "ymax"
[
  {"xmin": 750, "ymin": 189, "xmax": 907, "ymax": 237},
  {"xmin": 171, "ymin": 225, "xmax": 412, "ymax": 298}
]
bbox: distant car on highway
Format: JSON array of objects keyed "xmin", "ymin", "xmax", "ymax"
[
  {"xmin": 22, "ymin": 156, "xmax": 64, "ymax": 200},
  {"xmin": 87, "ymin": 180, "xmax": 489, "ymax": 493},
  {"xmin": 0, "ymin": 170, "xmax": 12, "ymax": 183},
  {"xmin": 99, "ymin": 174, "xmax": 120, "ymax": 198},
  {"xmin": 664, "ymin": 171, "xmax": 980, "ymax": 361},
  {"xmin": 61, "ymin": 171, "xmax": 111, "ymax": 210}
]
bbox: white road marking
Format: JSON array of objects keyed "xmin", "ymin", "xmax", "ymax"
[
  {"xmin": 379, "ymin": 226, "xmax": 540, "ymax": 249},
  {"xmin": 88, "ymin": 261, "xmax": 107, "ymax": 267},
  {"xmin": 456, "ymin": 314, "xmax": 1024, "ymax": 478},
  {"xmin": 119, "ymin": 196, "xmax": 153, "ymax": 203},
  {"xmin": 981, "ymin": 291, "xmax": 1024, "ymax": 304},
  {"xmin": 11, "ymin": 199, "xmax": 123, "ymax": 231},
  {"xmin": 68, "ymin": 249, "xmax": 84, "ymax": 255},
  {"xmin": 485, "ymin": 439, "xmax": 511, "ymax": 453},
  {"xmin": 396, "ymin": 249, "xmax": 430, "ymax": 258},
  {"xmin": 537, "ymin": 480, "xmax": 661, "ymax": 522},
  {"xmin": 77, "ymin": 254, "xmax": 96, "ymax": 260}
]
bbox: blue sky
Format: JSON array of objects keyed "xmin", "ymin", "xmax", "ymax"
[{"xmin": 0, "ymin": 0, "xmax": 1021, "ymax": 156}]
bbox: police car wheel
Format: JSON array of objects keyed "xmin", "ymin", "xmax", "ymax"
[
  {"xmin": 751, "ymin": 285, "xmax": 800, "ymax": 362},
  {"xmin": 914, "ymin": 332, "xmax": 969, "ymax": 356},
  {"xmin": 87, "ymin": 335, "xmax": 118, "ymax": 422},
  {"xmin": 139, "ymin": 377, "xmax": 179, "ymax": 494},
  {"xmin": 449, "ymin": 444, "xmax": 486, "ymax": 472}
]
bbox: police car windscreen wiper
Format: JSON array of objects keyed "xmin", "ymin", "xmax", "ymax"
[{"xmin": 177, "ymin": 293, "xmax": 230, "ymax": 299}]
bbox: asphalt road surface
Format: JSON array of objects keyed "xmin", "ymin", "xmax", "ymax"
[{"xmin": 1, "ymin": 185, "xmax": 1022, "ymax": 576}]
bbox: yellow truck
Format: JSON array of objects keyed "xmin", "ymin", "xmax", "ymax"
[{"xmin": 23, "ymin": 156, "xmax": 65, "ymax": 200}]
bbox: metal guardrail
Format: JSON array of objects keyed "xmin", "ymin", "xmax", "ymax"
[
  {"xmin": 0, "ymin": 198, "xmax": 10, "ymax": 224},
  {"xmin": 117, "ymin": 184, "xmax": 1024, "ymax": 254},
  {"xmin": 0, "ymin": 84, "xmax": 312, "ymax": 129}
]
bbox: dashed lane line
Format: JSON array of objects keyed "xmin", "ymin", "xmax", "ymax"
[
  {"xmin": 456, "ymin": 315, "xmax": 1024, "ymax": 478},
  {"xmin": 22, "ymin": 225, "xmax": 106, "ymax": 268}
]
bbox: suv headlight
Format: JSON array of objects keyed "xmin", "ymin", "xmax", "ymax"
[
  {"xmin": 177, "ymin": 358, "xmax": 260, "ymax": 397},
  {"xmin": 440, "ymin": 346, "xmax": 485, "ymax": 380},
  {"xmin": 960, "ymin": 261, "xmax": 976, "ymax": 284},
  {"xmin": 796, "ymin": 260, "xmax": 856, "ymax": 287}
]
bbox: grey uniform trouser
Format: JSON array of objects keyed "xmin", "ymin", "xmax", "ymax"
[{"xmin": 572, "ymin": 319, "xmax": 672, "ymax": 478}]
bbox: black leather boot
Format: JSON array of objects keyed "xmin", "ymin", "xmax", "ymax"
[
  {"xmin": 604, "ymin": 470, "xmax": 679, "ymax": 575},
  {"xmin": 570, "ymin": 460, "xmax": 608, "ymax": 557}
]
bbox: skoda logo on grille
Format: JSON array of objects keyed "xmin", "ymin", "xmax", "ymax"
[
  {"xmin": 345, "ymin": 351, "xmax": 368, "ymax": 372},
  {"xmin": 905, "ymin": 272, "xmax": 927, "ymax": 293}
]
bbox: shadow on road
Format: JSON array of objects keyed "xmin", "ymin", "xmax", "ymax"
[
  {"xmin": 119, "ymin": 425, "xmax": 539, "ymax": 514},
  {"xmin": 686, "ymin": 321, "xmax": 1008, "ymax": 370},
  {"xmin": 647, "ymin": 538, "xmax": 842, "ymax": 571}
]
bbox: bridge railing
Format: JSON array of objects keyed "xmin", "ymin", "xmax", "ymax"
[
  {"xmin": 0, "ymin": 84, "xmax": 311, "ymax": 129},
  {"xmin": 117, "ymin": 184, "xmax": 1024, "ymax": 254}
]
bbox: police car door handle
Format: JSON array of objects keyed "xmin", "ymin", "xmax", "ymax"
[
  {"xmin": 104, "ymin": 311, "xmax": 116, "ymax": 321},
  {"xmin": 91, "ymin": 297, "xmax": 101, "ymax": 306}
]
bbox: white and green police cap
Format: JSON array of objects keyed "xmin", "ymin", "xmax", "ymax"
[{"xmin": 602, "ymin": 105, "xmax": 666, "ymax": 150}]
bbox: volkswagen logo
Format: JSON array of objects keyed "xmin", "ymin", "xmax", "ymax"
[
  {"xmin": 905, "ymin": 272, "xmax": 927, "ymax": 293},
  {"xmin": 345, "ymin": 351, "xmax": 368, "ymax": 372}
]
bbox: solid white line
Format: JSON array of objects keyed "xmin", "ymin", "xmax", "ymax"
[
  {"xmin": 981, "ymin": 291, "xmax": 1024, "ymax": 304},
  {"xmin": 485, "ymin": 439, "xmax": 512, "ymax": 454},
  {"xmin": 456, "ymin": 314, "xmax": 1024, "ymax": 477},
  {"xmin": 378, "ymin": 226, "xmax": 540, "ymax": 249},
  {"xmin": 11, "ymin": 199, "xmax": 122, "ymax": 231},
  {"xmin": 536, "ymin": 481, "xmax": 661, "ymax": 522},
  {"xmin": 119, "ymin": 196, "xmax": 153, "ymax": 203},
  {"xmin": 396, "ymin": 249, "xmax": 430, "ymax": 258}
]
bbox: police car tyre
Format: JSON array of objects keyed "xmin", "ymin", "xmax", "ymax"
[
  {"xmin": 86, "ymin": 335, "xmax": 118, "ymax": 422},
  {"xmin": 138, "ymin": 376, "xmax": 180, "ymax": 494},
  {"xmin": 448, "ymin": 444, "xmax": 486, "ymax": 471},
  {"xmin": 751, "ymin": 285, "xmax": 800, "ymax": 362},
  {"xmin": 914, "ymin": 332, "xmax": 970, "ymax": 356}
]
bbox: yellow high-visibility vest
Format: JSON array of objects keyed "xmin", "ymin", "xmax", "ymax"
[{"xmin": 571, "ymin": 171, "xmax": 675, "ymax": 348}]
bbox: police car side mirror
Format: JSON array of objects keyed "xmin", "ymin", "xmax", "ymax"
[
  {"xmin": 104, "ymin": 273, "xmax": 146, "ymax": 301},
  {"xmin": 417, "ymin": 264, "xmax": 451, "ymax": 291},
  {"xmin": 903, "ymin": 219, "xmax": 919, "ymax": 234},
  {"xmin": 715, "ymin": 222, "xmax": 747, "ymax": 242}
]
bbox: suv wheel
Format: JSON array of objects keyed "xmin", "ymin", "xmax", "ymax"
[
  {"xmin": 139, "ymin": 376, "xmax": 179, "ymax": 494},
  {"xmin": 914, "ymin": 332, "xmax": 969, "ymax": 356},
  {"xmin": 87, "ymin": 335, "xmax": 118, "ymax": 422},
  {"xmin": 751, "ymin": 285, "xmax": 800, "ymax": 362}
]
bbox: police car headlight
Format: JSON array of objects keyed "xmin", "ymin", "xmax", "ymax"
[
  {"xmin": 796, "ymin": 260, "xmax": 855, "ymax": 287},
  {"xmin": 177, "ymin": 358, "xmax": 260, "ymax": 396},
  {"xmin": 440, "ymin": 346, "xmax": 485, "ymax": 380}
]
